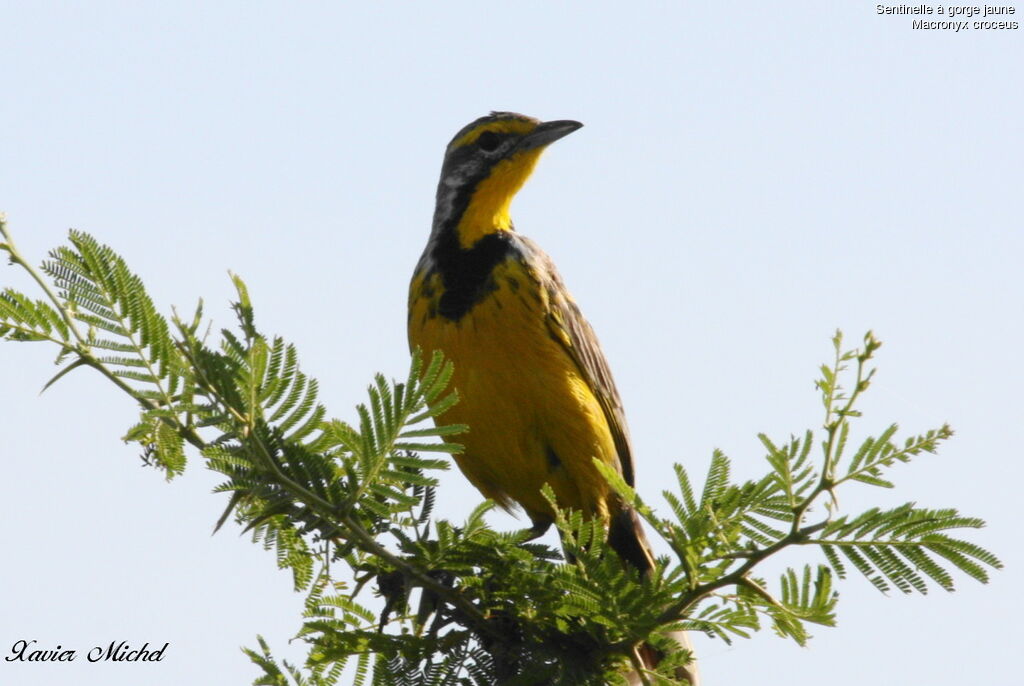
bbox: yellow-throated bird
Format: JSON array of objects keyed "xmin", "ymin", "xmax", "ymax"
[{"xmin": 408, "ymin": 112, "xmax": 697, "ymax": 683}]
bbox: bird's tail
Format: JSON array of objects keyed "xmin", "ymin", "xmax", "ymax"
[
  {"xmin": 609, "ymin": 505, "xmax": 700, "ymax": 686},
  {"xmin": 607, "ymin": 506, "xmax": 656, "ymax": 576}
]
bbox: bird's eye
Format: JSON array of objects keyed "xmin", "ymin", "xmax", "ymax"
[{"xmin": 477, "ymin": 131, "xmax": 501, "ymax": 152}]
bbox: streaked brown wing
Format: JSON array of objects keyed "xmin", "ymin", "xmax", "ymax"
[{"xmin": 525, "ymin": 243, "xmax": 637, "ymax": 487}]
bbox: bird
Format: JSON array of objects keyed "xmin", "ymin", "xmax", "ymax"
[{"xmin": 407, "ymin": 112, "xmax": 698, "ymax": 684}]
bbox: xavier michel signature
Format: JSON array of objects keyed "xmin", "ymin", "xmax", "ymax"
[{"xmin": 5, "ymin": 639, "xmax": 168, "ymax": 663}]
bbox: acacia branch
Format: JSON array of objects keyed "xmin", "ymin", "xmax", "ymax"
[{"xmin": 660, "ymin": 519, "xmax": 829, "ymax": 625}]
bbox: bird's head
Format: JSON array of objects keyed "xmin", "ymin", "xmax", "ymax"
[{"xmin": 434, "ymin": 112, "xmax": 582, "ymax": 248}]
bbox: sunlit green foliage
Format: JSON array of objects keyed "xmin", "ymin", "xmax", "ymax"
[{"xmin": 0, "ymin": 218, "xmax": 1002, "ymax": 685}]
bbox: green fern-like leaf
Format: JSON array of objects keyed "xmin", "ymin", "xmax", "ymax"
[
  {"xmin": 815, "ymin": 505, "xmax": 1001, "ymax": 593},
  {"xmin": 0, "ymin": 289, "xmax": 72, "ymax": 345},
  {"xmin": 44, "ymin": 231, "xmax": 182, "ymax": 389}
]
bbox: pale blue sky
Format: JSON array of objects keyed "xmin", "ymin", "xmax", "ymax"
[{"xmin": 1, "ymin": 3, "xmax": 1020, "ymax": 685}]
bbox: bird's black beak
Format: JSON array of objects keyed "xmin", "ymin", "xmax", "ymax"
[{"xmin": 518, "ymin": 119, "xmax": 583, "ymax": 152}]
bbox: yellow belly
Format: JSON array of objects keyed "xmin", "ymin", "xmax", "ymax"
[{"xmin": 408, "ymin": 260, "xmax": 618, "ymax": 525}]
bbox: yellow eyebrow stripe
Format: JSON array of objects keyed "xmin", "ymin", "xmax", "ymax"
[{"xmin": 451, "ymin": 119, "xmax": 537, "ymax": 148}]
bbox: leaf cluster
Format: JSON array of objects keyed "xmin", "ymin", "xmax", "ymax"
[{"xmin": 0, "ymin": 221, "xmax": 1002, "ymax": 686}]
